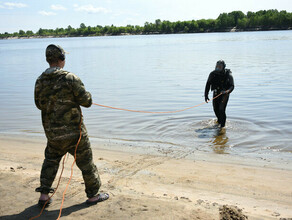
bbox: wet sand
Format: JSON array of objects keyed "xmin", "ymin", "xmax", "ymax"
[{"xmin": 0, "ymin": 135, "xmax": 292, "ymax": 220}]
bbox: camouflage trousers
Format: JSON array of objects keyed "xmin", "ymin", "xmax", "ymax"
[{"xmin": 36, "ymin": 133, "xmax": 101, "ymax": 198}]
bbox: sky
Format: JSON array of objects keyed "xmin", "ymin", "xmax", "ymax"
[{"xmin": 1, "ymin": 0, "xmax": 292, "ymax": 33}]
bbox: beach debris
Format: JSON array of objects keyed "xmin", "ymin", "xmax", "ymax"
[
  {"xmin": 180, "ymin": 196, "xmax": 192, "ymax": 202},
  {"xmin": 272, "ymin": 212, "xmax": 280, "ymax": 217},
  {"xmin": 17, "ymin": 165, "xmax": 26, "ymax": 170},
  {"xmin": 197, "ymin": 199, "xmax": 204, "ymax": 205},
  {"xmin": 219, "ymin": 205, "xmax": 248, "ymax": 220},
  {"xmin": 10, "ymin": 167, "xmax": 15, "ymax": 172}
]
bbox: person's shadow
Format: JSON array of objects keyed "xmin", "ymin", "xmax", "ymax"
[{"xmin": 0, "ymin": 202, "xmax": 90, "ymax": 220}]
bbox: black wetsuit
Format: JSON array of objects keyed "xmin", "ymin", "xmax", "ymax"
[{"xmin": 204, "ymin": 69, "xmax": 234, "ymax": 127}]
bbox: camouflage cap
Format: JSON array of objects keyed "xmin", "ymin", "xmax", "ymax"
[{"xmin": 46, "ymin": 44, "xmax": 68, "ymax": 61}]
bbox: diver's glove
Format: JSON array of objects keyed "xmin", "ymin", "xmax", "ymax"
[{"xmin": 205, "ymin": 95, "xmax": 210, "ymax": 103}]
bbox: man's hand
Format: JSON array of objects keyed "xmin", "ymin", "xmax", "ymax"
[{"xmin": 205, "ymin": 96, "xmax": 210, "ymax": 103}]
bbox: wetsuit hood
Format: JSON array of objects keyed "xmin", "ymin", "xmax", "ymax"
[{"xmin": 215, "ymin": 60, "xmax": 226, "ymax": 73}]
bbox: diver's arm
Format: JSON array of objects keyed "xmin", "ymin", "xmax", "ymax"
[
  {"xmin": 204, "ymin": 73, "xmax": 213, "ymax": 102},
  {"xmin": 204, "ymin": 73, "xmax": 213, "ymax": 97}
]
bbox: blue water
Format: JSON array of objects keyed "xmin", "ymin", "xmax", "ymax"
[{"xmin": 1, "ymin": 31, "xmax": 292, "ymax": 158}]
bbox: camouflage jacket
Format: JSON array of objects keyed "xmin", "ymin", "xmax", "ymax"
[{"xmin": 34, "ymin": 67, "xmax": 92, "ymax": 141}]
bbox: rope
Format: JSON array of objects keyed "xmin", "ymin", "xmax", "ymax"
[
  {"xmin": 56, "ymin": 119, "xmax": 82, "ymax": 220},
  {"xmin": 29, "ymin": 153, "xmax": 68, "ymax": 220},
  {"xmin": 30, "ymin": 93, "xmax": 222, "ymax": 219},
  {"xmin": 93, "ymin": 93, "xmax": 222, "ymax": 114},
  {"xmin": 30, "ymin": 116, "xmax": 83, "ymax": 220}
]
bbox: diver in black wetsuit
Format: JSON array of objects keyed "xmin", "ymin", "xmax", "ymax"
[{"xmin": 204, "ymin": 60, "xmax": 234, "ymax": 127}]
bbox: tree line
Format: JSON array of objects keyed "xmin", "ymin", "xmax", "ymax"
[{"xmin": 1, "ymin": 9, "xmax": 292, "ymax": 38}]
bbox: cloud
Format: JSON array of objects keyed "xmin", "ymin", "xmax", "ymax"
[
  {"xmin": 51, "ymin": 4, "xmax": 67, "ymax": 11},
  {"xmin": 1, "ymin": 2, "xmax": 27, "ymax": 9},
  {"xmin": 74, "ymin": 4, "xmax": 110, "ymax": 14},
  {"xmin": 38, "ymin": 10, "xmax": 56, "ymax": 16}
]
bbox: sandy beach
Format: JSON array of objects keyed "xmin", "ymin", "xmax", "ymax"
[{"xmin": 0, "ymin": 134, "xmax": 292, "ymax": 220}]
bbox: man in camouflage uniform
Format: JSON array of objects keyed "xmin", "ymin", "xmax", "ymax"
[{"xmin": 34, "ymin": 44, "xmax": 108, "ymax": 206}]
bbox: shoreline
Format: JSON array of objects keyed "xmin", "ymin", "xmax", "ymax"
[
  {"xmin": 1, "ymin": 134, "xmax": 292, "ymax": 219},
  {"xmin": 1, "ymin": 27, "xmax": 292, "ymax": 40},
  {"xmin": 1, "ymin": 132, "xmax": 291, "ymax": 170}
]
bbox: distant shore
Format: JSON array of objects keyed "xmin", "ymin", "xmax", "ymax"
[
  {"xmin": 2, "ymin": 9, "xmax": 292, "ymax": 40},
  {"xmin": 1, "ymin": 27, "xmax": 292, "ymax": 40}
]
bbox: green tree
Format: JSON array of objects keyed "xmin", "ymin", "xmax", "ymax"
[
  {"xmin": 216, "ymin": 13, "xmax": 234, "ymax": 28},
  {"xmin": 173, "ymin": 21, "xmax": 183, "ymax": 33},
  {"xmin": 161, "ymin": 20, "xmax": 173, "ymax": 33},
  {"xmin": 189, "ymin": 20, "xmax": 199, "ymax": 32},
  {"xmin": 144, "ymin": 22, "xmax": 154, "ymax": 33},
  {"xmin": 134, "ymin": 25, "xmax": 143, "ymax": 34},
  {"xmin": 37, "ymin": 28, "xmax": 44, "ymax": 36},
  {"xmin": 19, "ymin": 30, "xmax": 25, "ymax": 36},
  {"xmin": 229, "ymin": 11, "xmax": 245, "ymax": 26},
  {"xmin": 80, "ymin": 23, "xmax": 86, "ymax": 29},
  {"xmin": 26, "ymin": 30, "xmax": 34, "ymax": 36},
  {"xmin": 155, "ymin": 19, "xmax": 162, "ymax": 32},
  {"xmin": 237, "ymin": 18, "xmax": 248, "ymax": 29}
]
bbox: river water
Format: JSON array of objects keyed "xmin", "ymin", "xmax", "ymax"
[{"xmin": 1, "ymin": 31, "xmax": 292, "ymax": 160}]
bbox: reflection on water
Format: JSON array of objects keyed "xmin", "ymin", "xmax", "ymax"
[
  {"xmin": 195, "ymin": 119, "xmax": 230, "ymax": 154},
  {"xmin": 210, "ymin": 128, "xmax": 229, "ymax": 154}
]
